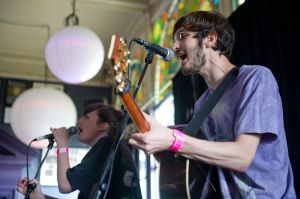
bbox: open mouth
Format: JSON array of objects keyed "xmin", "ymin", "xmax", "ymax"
[
  {"xmin": 77, "ymin": 127, "xmax": 83, "ymax": 134},
  {"xmin": 176, "ymin": 51, "xmax": 187, "ymax": 62},
  {"xmin": 180, "ymin": 54, "xmax": 187, "ymax": 62}
]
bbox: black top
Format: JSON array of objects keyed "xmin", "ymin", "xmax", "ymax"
[{"xmin": 66, "ymin": 136, "xmax": 142, "ymax": 199}]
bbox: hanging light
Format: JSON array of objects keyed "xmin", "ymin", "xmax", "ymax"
[
  {"xmin": 45, "ymin": 0, "xmax": 104, "ymax": 84},
  {"xmin": 10, "ymin": 88, "xmax": 77, "ymax": 149}
]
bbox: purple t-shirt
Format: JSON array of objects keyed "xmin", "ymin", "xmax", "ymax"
[{"xmin": 194, "ymin": 65, "xmax": 296, "ymax": 198}]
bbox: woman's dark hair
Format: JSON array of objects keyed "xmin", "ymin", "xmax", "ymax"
[
  {"xmin": 173, "ymin": 11, "xmax": 235, "ymax": 58},
  {"xmin": 83, "ymin": 103, "xmax": 122, "ymax": 136}
]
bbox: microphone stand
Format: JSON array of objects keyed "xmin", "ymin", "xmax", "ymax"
[
  {"xmin": 92, "ymin": 50, "xmax": 154, "ymax": 199},
  {"xmin": 25, "ymin": 138, "xmax": 55, "ymax": 199}
]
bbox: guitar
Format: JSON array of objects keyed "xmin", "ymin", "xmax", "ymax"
[{"xmin": 108, "ymin": 35, "xmax": 218, "ymax": 199}]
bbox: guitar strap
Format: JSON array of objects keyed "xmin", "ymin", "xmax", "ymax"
[
  {"xmin": 182, "ymin": 66, "xmax": 240, "ymax": 138},
  {"xmin": 180, "ymin": 67, "xmax": 239, "ymax": 198}
]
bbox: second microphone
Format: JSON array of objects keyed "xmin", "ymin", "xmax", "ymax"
[{"xmin": 33, "ymin": 126, "xmax": 79, "ymax": 141}]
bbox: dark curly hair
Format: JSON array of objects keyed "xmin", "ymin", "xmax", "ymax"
[
  {"xmin": 173, "ymin": 11, "xmax": 235, "ymax": 59},
  {"xmin": 83, "ymin": 103, "xmax": 122, "ymax": 136}
]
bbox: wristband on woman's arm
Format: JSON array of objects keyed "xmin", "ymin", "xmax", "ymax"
[
  {"xmin": 169, "ymin": 129, "xmax": 185, "ymax": 152},
  {"xmin": 56, "ymin": 147, "xmax": 69, "ymax": 155}
]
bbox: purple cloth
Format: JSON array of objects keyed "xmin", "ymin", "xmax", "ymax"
[{"xmin": 194, "ymin": 65, "xmax": 296, "ymax": 198}]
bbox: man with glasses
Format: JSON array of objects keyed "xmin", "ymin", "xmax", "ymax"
[{"xmin": 129, "ymin": 11, "xmax": 296, "ymax": 198}]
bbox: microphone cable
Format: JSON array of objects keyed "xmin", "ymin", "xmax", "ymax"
[
  {"xmin": 24, "ymin": 139, "xmax": 36, "ymax": 199},
  {"xmin": 25, "ymin": 138, "xmax": 55, "ymax": 199}
]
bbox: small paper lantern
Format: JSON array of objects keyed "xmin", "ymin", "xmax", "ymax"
[
  {"xmin": 10, "ymin": 88, "xmax": 77, "ymax": 148},
  {"xmin": 45, "ymin": 26, "xmax": 104, "ymax": 84}
]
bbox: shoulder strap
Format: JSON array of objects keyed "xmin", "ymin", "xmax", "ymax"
[{"xmin": 183, "ymin": 67, "xmax": 240, "ymax": 138}]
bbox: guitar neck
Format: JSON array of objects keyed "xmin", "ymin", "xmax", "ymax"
[
  {"xmin": 120, "ymin": 92, "xmax": 150, "ymax": 133},
  {"xmin": 108, "ymin": 34, "xmax": 149, "ymax": 134}
]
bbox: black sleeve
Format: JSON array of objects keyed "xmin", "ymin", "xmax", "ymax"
[{"xmin": 66, "ymin": 137, "xmax": 113, "ymax": 198}]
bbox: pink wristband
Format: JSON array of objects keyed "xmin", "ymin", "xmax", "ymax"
[
  {"xmin": 56, "ymin": 147, "xmax": 69, "ymax": 155},
  {"xmin": 169, "ymin": 129, "xmax": 185, "ymax": 152}
]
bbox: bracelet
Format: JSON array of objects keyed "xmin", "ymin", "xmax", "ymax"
[
  {"xmin": 169, "ymin": 129, "xmax": 185, "ymax": 152},
  {"xmin": 56, "ymin": 147, "xmax": 69, "ymax": 155}
]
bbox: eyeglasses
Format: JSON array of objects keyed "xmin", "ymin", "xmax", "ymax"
[{"xmin": 172, "ymin": 31, "xmax": 198, "ymax": 44}]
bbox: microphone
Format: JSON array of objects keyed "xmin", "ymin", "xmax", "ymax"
[
  {"xmin": 133, "ymin": 38, "xmax": 174, "ymax": 61},
  {"xmin": 33, "ymin": 126, "xmax": 79, "ymax": 141}
]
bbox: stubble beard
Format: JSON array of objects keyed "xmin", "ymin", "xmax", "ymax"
[{"xmin": 181, "ymin": 45, "xmax": 206, "ymax": 75}]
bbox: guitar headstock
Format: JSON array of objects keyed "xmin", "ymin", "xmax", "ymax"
[{"xmin": 108, "ymin": 35, "xmax": 130, "ymax": 94}]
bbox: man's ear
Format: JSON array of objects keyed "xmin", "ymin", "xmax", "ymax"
[{"xmin": 203, "ymin": 31, "xmax": 218, "ymax": 48}]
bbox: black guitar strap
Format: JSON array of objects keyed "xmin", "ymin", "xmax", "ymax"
[
  {"xmin": 183, "ymin": 66, "xmax": 240, "ymax": 138},
  {"xmin": 181, "ymin": 67, "xmax": 240, "ymax": 199}
]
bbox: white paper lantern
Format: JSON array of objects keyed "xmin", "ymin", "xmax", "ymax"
[
  {"xmin": 10, "ymin": 88, "xmax": 77, "ymax": 148},
  {"xmin": 45, "ymin": 26, "xmax": 104, "ymax": 84}
]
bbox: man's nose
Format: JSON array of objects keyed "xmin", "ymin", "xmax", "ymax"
[{"xmin": 172, "ymin": 41, "xmax": 180, "ymax": 51}]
